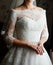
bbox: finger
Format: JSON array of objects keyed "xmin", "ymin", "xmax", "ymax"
[
  {"xmin": 39, "ymin": 46, "xmax": 44, "ymax": 53},
  {"xmin": 37, "ymin": 47, "xmax": 43, "ymax": 55},
  {"xmin": 35, "ymin": 49, "xmax": 39, "ymax": 54},
  {"xmin": 41, "ymin": 47, "xmax": 44, "ymax": 52},
  {"xmin": 38, "ymin": 44, "xmax": 44, "ymax": 51},
  {"xmin": 39, "ymin": 46, "xmax": 44, "ymax": 52},
  {"xmin": 31, "ymin": 45, "xmax": 42, "ymax": 54},
  {"xmin": 36, "ymin": 47, "xmax": 41, "ymax": 54},
  {"xmin": 32, "ymin": 46, "xmax": 39, "ymax": 54}
]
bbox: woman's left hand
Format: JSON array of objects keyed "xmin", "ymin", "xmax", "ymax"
[{"xmin": 37, "ymin": 44, "xmax": 44, "ymax": 55}]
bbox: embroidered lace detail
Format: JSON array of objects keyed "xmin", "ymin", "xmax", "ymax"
[{"xmin": 11, "ymin": 8, "xmax": 43, "ymax": 22}]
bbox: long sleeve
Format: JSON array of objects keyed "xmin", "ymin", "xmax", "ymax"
[
  {"xmin": 5, "ymin": 10, "xmax": 17, "ymax": 47},
  {"xmin": 39, "ymin": 10, "xmax": 49, "ymax": 45}
]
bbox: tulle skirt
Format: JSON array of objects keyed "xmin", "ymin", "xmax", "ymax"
[{"xmin": 0, "ymin": 46, "xmax": 52, "ymax": 65}]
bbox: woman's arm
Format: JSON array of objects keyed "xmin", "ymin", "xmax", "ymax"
[
  {"xmin": 32, "ymin": 10, "xmax": 49, "ymax": 55},
  {"xmin": 38, "ymin": 10, "xmax": 49, "ymax": 46},
  {"xmin": 5, "ymin": 9, "xmax": 33, "ymax": 48},
  {"xmin": 4, "ymin": 9, "xmax": 40, "ymax": 54},
  {"xmin": 5, "ymin": 10, "xmax": 28, "ymax": 46}
]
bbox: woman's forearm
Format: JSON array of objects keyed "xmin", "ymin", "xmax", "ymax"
[
  {"xmin": 5, "ymin": 35, "xmax": 40, "ymax": 51},
  {"xmin": 13, "ymin": 38, "xmax": 31, "ymax": 47},
  {"xmin": 13, "ymin": 38, "xmax": 40, "ymax": 51}
]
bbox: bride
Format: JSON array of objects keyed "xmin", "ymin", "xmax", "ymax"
[{"xmin": 1, "ymin": 0, "xmax": 52, "ymax": 65}]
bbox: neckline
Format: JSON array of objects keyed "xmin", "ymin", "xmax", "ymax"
[
  {"xmin": 11, "ymin": 8, "xmax": 37, "ymax": 12},
  {"xmin": 11, "ymin": 7, "xmax": 44, "ymax": 12}
]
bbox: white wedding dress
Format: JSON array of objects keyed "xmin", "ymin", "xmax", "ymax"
[{"xmin": 1, "ymin": 8, "xmax": 52, "ymax": 65}]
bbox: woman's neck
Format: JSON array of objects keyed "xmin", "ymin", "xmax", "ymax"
[{"xmin": 23, "ymin": 1, "xmax": 35, "ymax": 9}]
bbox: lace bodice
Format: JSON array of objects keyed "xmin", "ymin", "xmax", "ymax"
[
  {"xmin": 11, "ymin": 8, "xmax": 43, "ymax": 22},
  {"xmin": 5, "ymin": 8, "xmax": 49, "ymax": 45}
]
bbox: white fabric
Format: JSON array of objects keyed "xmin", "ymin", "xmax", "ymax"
[{"xmin": 1, "ymin": 8, "xmax": 52, "ymax": 65}]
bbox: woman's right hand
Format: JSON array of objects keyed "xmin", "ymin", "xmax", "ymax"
[{"xmin": 29, "ymin": 44, "xmax": 44, "ymax": 55}]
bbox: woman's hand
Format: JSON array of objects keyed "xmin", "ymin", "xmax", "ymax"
[
  {"xmin": 30, "ymin": 44, "xmax": 44, "ymax": 55},
  {"xmin": 37, "ymin": 44, "xmax": 44, "ymax": 55},
  {"xmin": 13, "ymin": 38, "xmax": 44, "ymax": 55}
]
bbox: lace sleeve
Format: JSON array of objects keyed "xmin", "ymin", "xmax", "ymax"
[
  {"xmin": 5, "ymin": 10, "xmax": 17, "ymax": 48},
  {"xmin": 40, "ymin": 10, "xmax": 49, "ymax": 41}
]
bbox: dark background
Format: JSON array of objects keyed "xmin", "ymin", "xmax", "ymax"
[{"xmin": 0, "ymin": 0, "xmax": 53, "ymax": 63}]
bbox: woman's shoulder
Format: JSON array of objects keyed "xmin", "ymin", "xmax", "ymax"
[
  {"xmin": 35, "ymin": 6, "xmax": 46, "ymax": 12},
  {"xmin": 15, "ymin": 5, "xmax": 24, "ymax": 10},
  {"xmin": 11, "ymin": 6, "xmax": 46, "ymax": 12},
  {"xmin": 35, "ymin": 6, "xmax": 46, "ymax": 16},
  {"xmin": 10, "ymin": 7, "xmax": 22, "ymax": 16},
  {"xmin": 12, "ymin": 5, "xmax": 24, "ymax": 11},
  {"xmin": 11, "ymin": 6, "xmax": 24, "ymax": 15}
]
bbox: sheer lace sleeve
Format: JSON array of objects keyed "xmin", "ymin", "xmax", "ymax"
[
  {"xmin": 40, "ymin": 10, "xmax": 49, "ymax": 42},
  {"xmin": 5, "ymin": 10, "xmax": 17, "ymax": 47}
]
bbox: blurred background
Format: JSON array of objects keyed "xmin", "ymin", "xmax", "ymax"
[{"xmin": 0, "ymin": 0, "xmax": 53, "ymax": 63}]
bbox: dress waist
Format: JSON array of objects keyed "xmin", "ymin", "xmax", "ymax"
[{"xmin": 29, "ymin": 41, "xmax": 39, "ymax": 45}]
